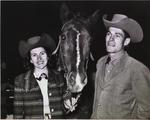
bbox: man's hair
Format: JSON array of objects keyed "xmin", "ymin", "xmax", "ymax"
[
  {"xmin": 124, "ymin": 30, "xmax": 130, "ymax": 39},
  {"xmin": 123, "ymin": 30, "xmax": 130, "ymax": 49}
]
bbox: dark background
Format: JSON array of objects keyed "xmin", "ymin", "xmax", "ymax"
[
  {"xmin": 2, "ymin": 1, "xmax": 150, "ymax": 82},
  {"xmin": 1, "ymin": 1, "xmax": 150, "ymax": 118}
]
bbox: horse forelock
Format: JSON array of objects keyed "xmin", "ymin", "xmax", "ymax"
[{"xmin": 62, "ymin": 18, "xmax": 90, "ymax": 32}]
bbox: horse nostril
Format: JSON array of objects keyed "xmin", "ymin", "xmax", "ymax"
[
  {"xmin": 69, "ymin": 74, "xmax": 75, "ymax": 85},
  {"xmin": 81, "ymin": 73, "xmax": 87, "ymax": 84},
  {"xmin": 70, "ymin": 76, "xmax": 74, "ymax": 83}
]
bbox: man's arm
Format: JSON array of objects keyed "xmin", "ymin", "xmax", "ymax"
[{"xmin": 132, "ymin": 64, "xmax": 150, "ymax": 119}]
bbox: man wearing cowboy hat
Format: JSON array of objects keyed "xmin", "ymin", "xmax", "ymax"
[
  {"xmin": 91, "ymin": 14, "xmax": 150, "ymax": 119},
  {"xmin": 13, "ymin": 33, "xmax": 75, "ymax": 119}
]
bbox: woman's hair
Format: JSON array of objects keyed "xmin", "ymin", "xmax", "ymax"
[
  {"xmin": 23, "ymin": 46, "xmax": 55, "ymax": 71},
  {"xmin": 23, "ymin": 52, "xmax": 33, "ymax": 71}
]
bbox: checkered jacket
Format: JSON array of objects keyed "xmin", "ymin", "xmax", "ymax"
[{"xmin": 13, "ymin": 69, "xmax": 66, "ymax": 119}]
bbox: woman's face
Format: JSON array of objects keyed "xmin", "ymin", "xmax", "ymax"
[{"xmin": 30, "ymin": 47, "xmax": 48, "ymax": 69}]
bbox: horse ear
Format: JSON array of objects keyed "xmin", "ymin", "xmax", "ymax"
[
  {"xmin": 87, "ymin": 9, "xmax": 100, "ymax": 26},
  {"xmin": 60, "ymin": 3, "xmax": 73, "ymax": 24}
]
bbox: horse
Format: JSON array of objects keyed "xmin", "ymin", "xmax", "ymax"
[{"xmin": 52, "ymin": 4, "xmax": 100, "ymax": 118}]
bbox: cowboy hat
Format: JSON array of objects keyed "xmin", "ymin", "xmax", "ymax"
[
  {"xmin": 19, "ymin": 33, "xmax": 56, "ymax": 58},
  {"xmin": 103, "ymin": 14, "xmax": 143, "ymax": 43}
]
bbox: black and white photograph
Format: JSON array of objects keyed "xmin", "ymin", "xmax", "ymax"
[{"xmin": 1, "ymin": 1, "xmax": 150, "ymax": 119}]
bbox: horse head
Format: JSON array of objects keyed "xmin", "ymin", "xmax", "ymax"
[{"xmin": 53, "ymin": 3, "xmax": 100, "ymax": 93}]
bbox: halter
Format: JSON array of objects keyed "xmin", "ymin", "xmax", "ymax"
[
  {"xmin": 52, "ymin": 19, "xmax": 95, "ymax": 93},
  {"xmin": 52, "ymin": 25, "xmax": 94, "ymax": 74}
]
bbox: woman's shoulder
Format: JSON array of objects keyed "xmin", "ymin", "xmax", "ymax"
[
  {"xmin": 14, "ymin": 70, "xmax": 31, "ymax": 87},
  {"xmin": 15, "ymin": 70, "xmax": 31, "ymax": 79}
]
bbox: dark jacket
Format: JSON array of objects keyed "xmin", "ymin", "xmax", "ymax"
[
  {"xmin": 13, "ymin": 69, "xmax": 66, "ymax": 119},
  {"xmin": 91, "ymin": 52, "xmax": 150, "ymax": 119}
]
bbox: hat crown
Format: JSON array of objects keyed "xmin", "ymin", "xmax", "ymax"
[
  {"xmin": 27, "ymin": 36, "xmax": 40, "ymax": 45},
  {"xmin": 103, "ymin": 14, "xmax": 143, "ymax": 43},
  {"xmin": 19, "ymin": 33, "xmax": 56, "ymax": 58},
  {"xmin": 111, "ymin": 14, "xmax": 128, "ymax": 22}
]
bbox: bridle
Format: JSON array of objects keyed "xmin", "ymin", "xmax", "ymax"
[{"xmin": 52, "ymin": 19, "xmax": 94, "ymax": 93}]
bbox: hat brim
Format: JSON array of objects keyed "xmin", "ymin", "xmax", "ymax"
[
  {"xmin": 103, "ymin": 15, "xmax": 143, "ymax": 43},
  {"xmin": 19, "ymin": 34, "xmax": 56, "ymax": 58}
]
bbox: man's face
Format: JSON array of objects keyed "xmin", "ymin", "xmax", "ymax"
[
  {"xmin": 106, "ymin": 27, "xmax": 125, "ymax": 53},
  {"xmin": 30, "ymin": 47, "xmax": 48, "ymax": 69}
]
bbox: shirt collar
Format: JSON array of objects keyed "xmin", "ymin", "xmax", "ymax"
[
  {"xmin": 34, "ymin": 69, "xmax": 48, "ymax": 78},
  {"xmin": 106, "ymin": 51, "xmax": 128, "ymax": 66}
]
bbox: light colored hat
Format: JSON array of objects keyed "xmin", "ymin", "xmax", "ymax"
[
  {"xmin": 19, "ymin": 33, "xmax": 56, "ymax": 58},
  {"xmin": 103, "ymin": 14, "xmax": 143, "ymax": 43}
]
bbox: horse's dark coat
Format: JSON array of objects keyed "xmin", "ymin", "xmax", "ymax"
[{"xmin": 52, "ymin": 3, "xmax": 100, "ymax": 118}]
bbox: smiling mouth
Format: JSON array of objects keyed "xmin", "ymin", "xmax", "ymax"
[
  {"xmin": 108, "ymin": 42, "xmax": 115, "ymax": 47},
  {"xmin": 37, "ymin": 61, "xmax": 44, "ymax": 65}
]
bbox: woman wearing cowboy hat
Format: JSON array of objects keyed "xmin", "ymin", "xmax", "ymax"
[
  {"xmin": 13, "ymin": 33, "xmax": 75, "ymax": 119},
  {"xmin": 91, "ymin": 14, "xmax": 150, "ymax": 119}
]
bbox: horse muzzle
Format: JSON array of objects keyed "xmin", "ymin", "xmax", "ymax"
[{"xmin": 66, "ymin": 72, "xmax": 87, "ymax": 93}]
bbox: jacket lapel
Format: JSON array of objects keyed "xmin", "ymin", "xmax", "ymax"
[
  {"xmin": 108, "ymin": 52, "xmax": 129, "ymax": 80},
  {"xmin": 96, "ymin": 56, "xmax": 108, "ymax": 89},
  {"xmin": 24, "ymin": 70, "xmax": 40, "ymax": 92},
  {"xmin": 98, "ymin": 53, "xmax": 129, "ymax": 88},
  {"xmin": 47, "ymin": 69, "xmax": 61, "ymax": 88}
]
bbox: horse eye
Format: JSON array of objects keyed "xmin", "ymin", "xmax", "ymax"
[{"xmin": 61, "ymin": 34, "xmax": 66, "ymax": 40}]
